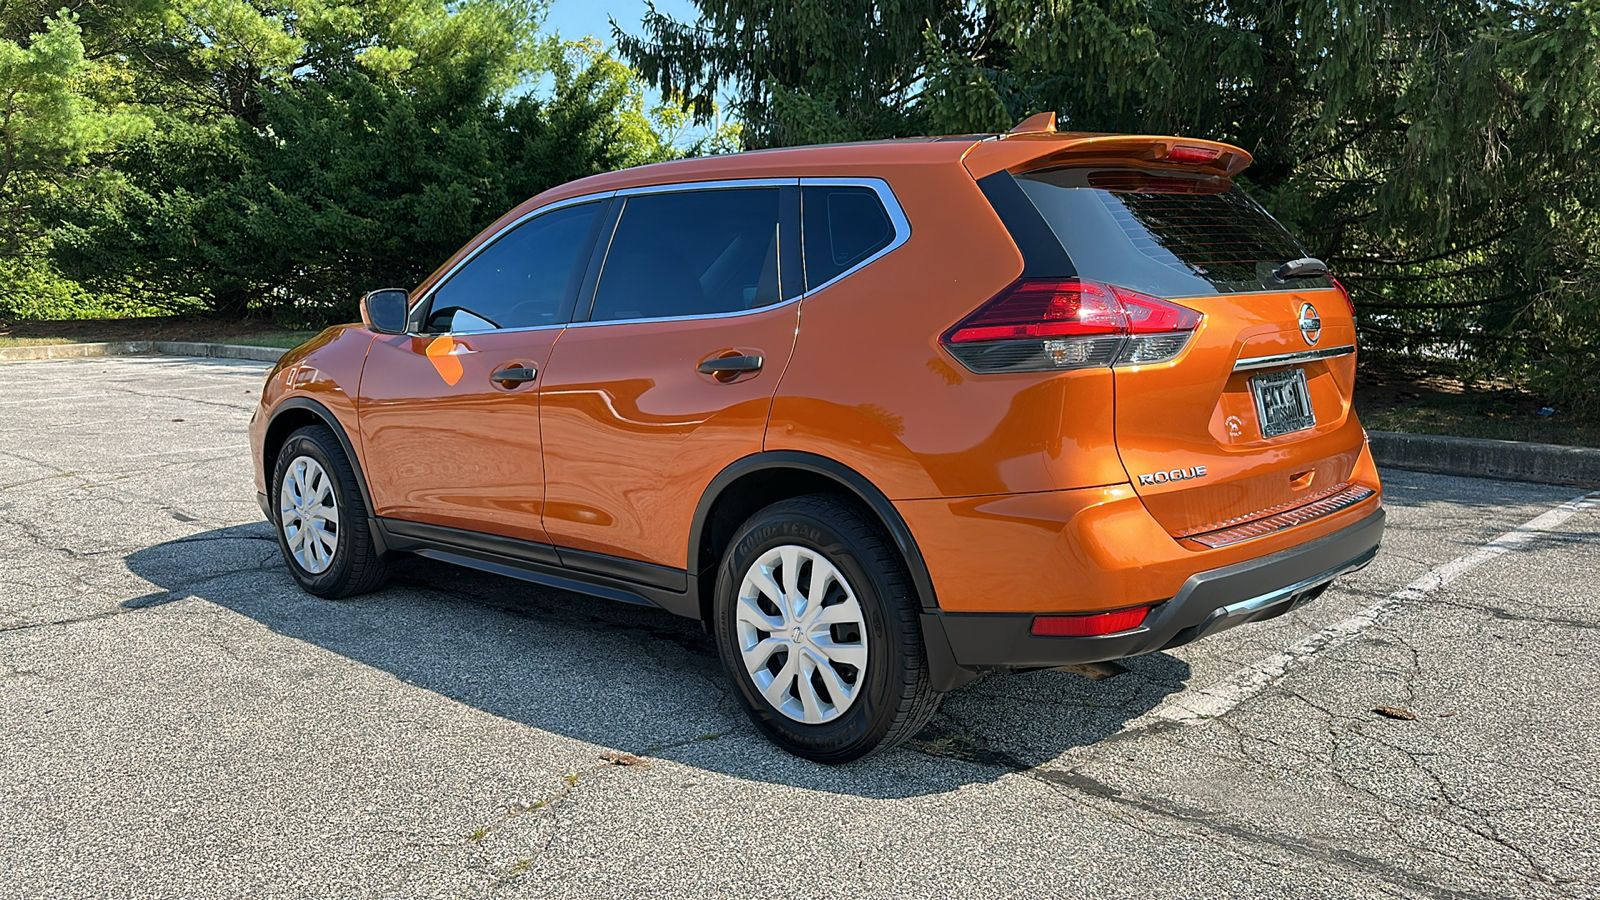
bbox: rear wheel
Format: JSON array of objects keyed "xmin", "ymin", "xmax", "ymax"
[
  {"xmin": 712, "ymin": 495, "xmax": 941, "ymax": 763},
  {"xmin": 270, "ymin": 425, "xmax": 390, "ymax": 598}
]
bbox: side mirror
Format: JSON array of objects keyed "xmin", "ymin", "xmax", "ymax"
[{"xmin": 361, "ymin": 289, "xmax": 411, "ymax": 335}]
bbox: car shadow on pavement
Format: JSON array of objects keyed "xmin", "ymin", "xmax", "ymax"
[{"xmin": 123, "ymin": 522, "xmax": 1193, "ymax": 798}]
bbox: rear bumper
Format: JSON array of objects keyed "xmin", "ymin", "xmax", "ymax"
[{"xmin": 922, "ymin": 507, "xmax": 1383, "ymax": 684}]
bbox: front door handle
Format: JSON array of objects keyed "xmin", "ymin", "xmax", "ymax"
[
  {"xmin": 697, "ymin": 355, "xmax": 764, "ymax": 376},
  {"xmin": 491, "ymin": 365, "xmax": 538, "ymax": 387}
]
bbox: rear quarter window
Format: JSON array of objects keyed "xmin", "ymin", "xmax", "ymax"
[
  {"xmin": 802, "ymin": 186, "xmax": 895, "ymax": 289},
  {"xmin": 1015, "ymin": 168, "xmax": 1328, "ymax": 296}
]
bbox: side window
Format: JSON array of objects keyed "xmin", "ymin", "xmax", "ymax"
[
  {"xmin": 802, "ymin": 185, "xmax": 895, "ymax": 289},
  {"xmin": 425, "ymin": 201, "xmax": 602, "ymax": 333},
  {"xmin": 589, "ymin": 188, "xmax": 782, "ymax": 322}
]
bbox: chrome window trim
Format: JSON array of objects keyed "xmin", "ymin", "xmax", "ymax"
[
  {"xmin": 570, "ymin": 179, "xmax": 800, "ymax": 329},
  {"xmin": 1232, "ymin": 344, "xmax": 1356, "ymax": 372},
  {"xmin": 613, "ymin": 177, "xmax": 799, "ymax": 196},
  {"xmin": 411, "ymin": 192, "xmax": 616, "ymax": 336},
  {"xmin": 797, "ymin": 176, "xmax": 912, "ymax": 298},
  {"xmin": 414, "ymin": 175, "xmax": 912, "ymax": 334}
]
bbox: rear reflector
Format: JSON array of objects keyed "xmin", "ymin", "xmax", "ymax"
[
  {"xmin": 943, "ymin": 278, "xmax": 1202, "ymax": 373},
  {"xmin": 1031, "ymin": 606, "xmax": 1151, "ymax": 637}
]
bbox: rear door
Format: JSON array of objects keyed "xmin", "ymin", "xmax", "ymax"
[
  {"xmin": 1012, "ymin": 166, "xmax": 1366, "ymax": 538},
  {"xmin": 537, "ymin": 183, "xmax": 803, "ymax": 572}
]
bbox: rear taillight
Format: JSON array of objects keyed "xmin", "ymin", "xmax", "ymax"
[
  {"xmin": 942, "ymin": 278, "xmax": 1202, "ymax": 374},
  {"xmin": 1331, "ymin": 276, "xmax": 1355, "ymax": 316}
]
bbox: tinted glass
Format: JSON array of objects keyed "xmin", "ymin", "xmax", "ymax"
[
  {"xmin": 590, "ymin": 189, "xmax": 782, "ymax": 322},
  {"xmin": 1015, "ymin": 168, "xmax": 1326, "ymax": 296},
  {"xmin": 425, "ymin": 201, "xmax": 601, "ymax": 332},
  {"xmin": 803, "ymin": 186, "xmax": 895, "ymax": 288}
]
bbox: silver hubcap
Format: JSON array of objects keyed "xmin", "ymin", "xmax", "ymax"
[
  {"xmin": 279, "ymin": 456, "xmax": 339, "ymax": 574},
  {"xmin": 736, "ymin": 545, "xmax": 869, "ymax": 724}
]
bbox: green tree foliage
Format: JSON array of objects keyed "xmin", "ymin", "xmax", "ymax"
[
  {"xmin": 0, "ymin": 12, "xmax": 120, "ymax": 257},
  {"xmin": 616, "ymin": 1, "xmax": 981, "ymax": 148},
  {"xmin": 41, "ymin": 0, "xmax": 681, "ymax": 325},
  {"xmin": 623, "ymin": 1, "xmax": 1600, "ymax": 414}
]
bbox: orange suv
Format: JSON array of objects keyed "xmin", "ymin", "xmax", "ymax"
[{"xmin": 250, "ymin": 118, "xmax": 1384, "ymax": 762}]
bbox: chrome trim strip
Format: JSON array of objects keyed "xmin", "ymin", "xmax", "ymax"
[
  {"xmin": 1232, "ymin": 344, "xmax": 1356, "ymax": 372},
  {"xmin": 1220, "ymin": 544, "xmax": 1378, "ymax": 619},
  {"xmin": 614, "ymin": 177, "xmax": 799, "ymax": 196},
  {"xmin": 563, "ymin": 297, "xmax": 804, "ymax": 330},
  {"xmin": 564, "ymin": 176, "xmax": 911, "ymax": 329},
  {"xmin": 411, "ymin": 175, "xmax": 912, "ymax": 335}
]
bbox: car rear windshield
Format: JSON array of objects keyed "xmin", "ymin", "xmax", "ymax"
[{"xmin": 1014, "ymin": 168, "xmax": 1329, "ymax": 296}]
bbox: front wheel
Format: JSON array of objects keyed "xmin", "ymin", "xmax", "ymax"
[
  {"xmin": 712, "ymin": 495, "xmax": 941, "ymax": 763},
  {"xmin": 270, "ymin": 425, "xmax": 390, "ymax": 598}
]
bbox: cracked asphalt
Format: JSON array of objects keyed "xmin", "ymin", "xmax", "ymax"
[{"xmin": 2, "ymin": 355, "xmax": 1597, "ymax": 899}]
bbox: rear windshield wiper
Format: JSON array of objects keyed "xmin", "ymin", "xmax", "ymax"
[{"xmin": 1272, "ymin": 257, "xmax": 1328, "ymax": 281}]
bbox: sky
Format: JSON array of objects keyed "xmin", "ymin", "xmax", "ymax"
[
  {"xmin": 538, "ymin": 0, "xmax": 715, "ymax": 146},
  {"xmin": 541, "ymin": 0, "xmax": 701, "ymax": 49}
]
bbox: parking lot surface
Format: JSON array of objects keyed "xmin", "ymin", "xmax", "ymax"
[{"xmin": 2, "ymin": 355, "xmax": 1597, "ymax": 899}]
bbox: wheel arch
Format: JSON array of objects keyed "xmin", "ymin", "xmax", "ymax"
[
  {"xmin": 687, "ymin": 451, "xmax": 940, "ymax": 621},
  {"xmin": 263, "ymin": 397, "xmax": 385, "ymax": 553}
]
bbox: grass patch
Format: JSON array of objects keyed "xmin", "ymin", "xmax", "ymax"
[{"xmin": 1356, "ymin": 357, "xmax": 1600, "ymax": 448}]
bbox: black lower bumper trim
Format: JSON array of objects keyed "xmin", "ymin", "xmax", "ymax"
[{"xmin": 926, "ymin": 508, "xmax": 1384, "ymax": 677}]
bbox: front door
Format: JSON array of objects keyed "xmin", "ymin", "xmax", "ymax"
[
  {"xmin": 538, "ymin": 184, "xmax": 802, "ymax": 570},
  {"xmin": 358, "ymin": 199, "xmax": 608, "ymax": 545}
]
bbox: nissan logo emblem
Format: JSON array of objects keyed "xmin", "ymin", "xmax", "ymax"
[{"xmin": 1298, "ymin": 303, "xmax": 1322, "ymax": 346}]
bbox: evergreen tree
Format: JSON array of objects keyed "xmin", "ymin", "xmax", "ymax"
[{"xmin": 622, "ymin": 1, "xmax": 1600, "ymax": 414}]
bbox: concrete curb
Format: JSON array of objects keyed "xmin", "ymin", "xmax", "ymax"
[
  {"xmin": 0, "ymin": 340, "xmax": 286, "ymax": 364},
  {"xmin": 1369, "ymin": 431, "xmax": 1600, "ymax": 489}
]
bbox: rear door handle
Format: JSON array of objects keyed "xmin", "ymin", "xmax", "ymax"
[
  {"xmin": 491, "ymin": 366, "xmax": 538, "ymax": 387},
  {"xmin": 697, "ymin": 355, "xmax": 764, "ymax": 376}
]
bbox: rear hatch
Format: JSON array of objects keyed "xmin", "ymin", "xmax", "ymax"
[{"xmin": 998, "ymin": 145, "xmax": 1369, "ymax": 541}]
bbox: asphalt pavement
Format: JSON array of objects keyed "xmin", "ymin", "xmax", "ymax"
[{"xmin": 2, "ymin": 356, "xmax": 1596, "ymax": 899}]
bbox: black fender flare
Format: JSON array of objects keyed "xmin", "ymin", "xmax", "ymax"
[
  {"xmin": 688, "ymin": 450, "xmax": 939, "ymax": 609},
  {"xmin": 687, "ymin": 451, "xmax": 974, "ymax": 691},
  {"xmin": 264, "ymin": 397, "xmax": 387, "ymax": 555}
]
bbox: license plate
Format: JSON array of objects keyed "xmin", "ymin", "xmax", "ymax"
[{"xmin": 1251, "ymin": 368, "xmax": 1316, "ymax": 438}]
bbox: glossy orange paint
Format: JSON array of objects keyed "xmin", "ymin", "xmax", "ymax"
[
  {"xmin": 357, "ymin": 329, "xmax": 561, "ymax": 544},
  {"xmin": 249, "ymin": 324, "xmax": 375, "ymax": 498},
  {"xmin": 765, "ymin": 157, "xmax": 1127, "ymax": 499},
  {"xmin": 538, "ymin": 304, "xmax": 799, "ymax": 568},
  {"xmin": 898, "ymin": 441, "xmax": 1380, "ymax": 614},
  {"xmin": 1112, "ymin": 286, "xmax": 1370, "ymax": 536},
  {"xmin": 251, "ymin": 128, "xmax": 1381, "ymax": 621}
]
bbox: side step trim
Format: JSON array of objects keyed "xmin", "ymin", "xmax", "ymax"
[{"xmin": 377, "ymin": 518, "xmax": 699, "ymax": 618}]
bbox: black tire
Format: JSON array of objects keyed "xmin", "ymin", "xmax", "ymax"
[
  {"xmin": 712, "ymin": 495, "xmax": 941, "ymax": 763},
  {"xmin": 269, "ymin": 425, "xmax": 390, "ymax": 598}
]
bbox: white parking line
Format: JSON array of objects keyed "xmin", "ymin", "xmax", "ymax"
[{"xmin": 1146, "ymin": 490, "xmax": 1600, "ymax": 725}]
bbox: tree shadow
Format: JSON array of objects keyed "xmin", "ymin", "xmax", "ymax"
[{"xmin": 123, "ymin": 523, "xmax": 1193, "ymax": 799}]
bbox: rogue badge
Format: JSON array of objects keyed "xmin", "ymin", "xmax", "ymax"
[{"xmin": 1138, "ymin": 466, "xmax": 1208, "ymax": 486}]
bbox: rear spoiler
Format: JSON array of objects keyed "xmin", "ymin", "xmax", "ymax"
[{"xmin": 962, "ymin": 129, "xmax": 1252, "ymax": 181}]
